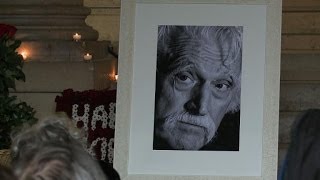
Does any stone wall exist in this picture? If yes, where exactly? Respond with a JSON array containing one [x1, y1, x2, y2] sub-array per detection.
[[0, 0, 118, 119], [84, 0, 120, 46]]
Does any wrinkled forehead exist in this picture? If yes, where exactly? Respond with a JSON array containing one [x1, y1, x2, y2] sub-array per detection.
[[174, 27, 233, 47], [157, 26, 242, 75], [162, 27, 239, 59], [169, 34, 232, 61]]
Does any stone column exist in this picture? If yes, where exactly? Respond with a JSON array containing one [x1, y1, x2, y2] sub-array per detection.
[[0, 0, 113, 62], [0, 0, 116, 119], [0, 0, 116, 65], [0, 0, 98, 41]]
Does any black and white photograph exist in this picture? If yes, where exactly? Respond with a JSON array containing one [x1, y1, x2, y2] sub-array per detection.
[[153, 25, 243, 151], [114, 1, 281, 178]]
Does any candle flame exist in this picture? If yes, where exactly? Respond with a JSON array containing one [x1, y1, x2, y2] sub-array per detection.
[[83, 53, 92, 61], [20, 51, 28, 60], [73, 33, 81, 41]]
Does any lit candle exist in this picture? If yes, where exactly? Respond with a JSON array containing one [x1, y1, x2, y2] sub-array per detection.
[[115, 74, 118, 81], [20, 50, 28, 60], [73, 33, 81, 41], [83, 53, 92, 61]]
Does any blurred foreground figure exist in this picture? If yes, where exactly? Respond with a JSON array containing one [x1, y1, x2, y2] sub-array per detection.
[[0, 165, 18, 180], [281, 109, 320, 180], [10, 115, 108, 180]]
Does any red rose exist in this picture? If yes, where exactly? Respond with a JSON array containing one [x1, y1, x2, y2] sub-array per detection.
[[0, 24, 17, 38]]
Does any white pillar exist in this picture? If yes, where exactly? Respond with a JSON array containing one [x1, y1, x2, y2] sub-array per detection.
[[0, 0, 98, 41]]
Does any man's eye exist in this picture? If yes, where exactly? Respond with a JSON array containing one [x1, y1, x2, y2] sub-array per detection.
[[214, 82, 231, 92], [175, 73, 193, 83], [177, 74, 189, 81], [174, 72, 195, 90]]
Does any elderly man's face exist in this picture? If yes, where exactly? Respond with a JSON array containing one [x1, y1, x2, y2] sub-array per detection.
[[155, 37, 235, 150]]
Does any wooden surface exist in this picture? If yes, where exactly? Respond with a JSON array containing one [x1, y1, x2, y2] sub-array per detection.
[[283, 0, 320, 11], [282, 0, 320, 53], [278, 0, 320, 168]]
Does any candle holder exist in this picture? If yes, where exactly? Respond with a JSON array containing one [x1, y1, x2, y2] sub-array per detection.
[[84, 53, 92, 61], [19, 50, 28, 60], [73, 33, 82, 42], [72, 33, 93, 62]]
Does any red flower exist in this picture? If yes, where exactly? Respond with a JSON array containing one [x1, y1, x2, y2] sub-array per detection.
[[0, 24, 17, 38]]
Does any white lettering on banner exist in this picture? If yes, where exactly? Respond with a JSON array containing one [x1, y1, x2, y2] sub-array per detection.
[[88, 137, 114, 163], [72, 104, 90, 131], [71, 103, 116, 163], [92, 105, 109, 130], [108, 102, 116, 129]]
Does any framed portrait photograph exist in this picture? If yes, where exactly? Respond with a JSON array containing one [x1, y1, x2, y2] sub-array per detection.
[[114, 0, 282, 179]]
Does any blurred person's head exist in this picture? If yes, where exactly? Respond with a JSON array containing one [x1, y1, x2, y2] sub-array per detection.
[[0, 165, 18, 180], [10, 115, 107, 180], [154, 26, 242, 150], [282, 109, 320, 180]]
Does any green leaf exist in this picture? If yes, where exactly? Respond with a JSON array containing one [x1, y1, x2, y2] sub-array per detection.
[[0, 95, 38, 148], [0, 81, 4, 91], [0, 36, 36, 148], [7, 53, 22, 66], [9, 40, 21, 51], [17, 54, 24, 67], [14, 69, 25, 82], [5, 78, 15, 90]]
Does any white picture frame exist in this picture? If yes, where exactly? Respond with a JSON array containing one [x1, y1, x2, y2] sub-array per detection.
[[114, 0, 282, 179]]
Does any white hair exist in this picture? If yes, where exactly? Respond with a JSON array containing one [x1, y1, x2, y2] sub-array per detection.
[[10, 115, 108, 180], [157, 25, 243, 112]]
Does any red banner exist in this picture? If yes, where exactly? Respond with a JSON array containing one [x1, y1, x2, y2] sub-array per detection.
[[55, 89, 116, 164]]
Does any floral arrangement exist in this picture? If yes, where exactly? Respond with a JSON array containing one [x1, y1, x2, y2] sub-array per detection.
[[0, 24, 25, 95], [0, 24, 17, 38], [0, 24, 37, 149]]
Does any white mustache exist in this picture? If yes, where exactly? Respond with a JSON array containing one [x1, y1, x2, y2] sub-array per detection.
[[165, 112, 212, 136], [168, 112, 210, 126]]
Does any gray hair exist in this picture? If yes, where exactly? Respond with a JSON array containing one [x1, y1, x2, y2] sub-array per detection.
[[157, 25, 243, 112], [10, 115, 107, 180], [0, 165, 18, 180]]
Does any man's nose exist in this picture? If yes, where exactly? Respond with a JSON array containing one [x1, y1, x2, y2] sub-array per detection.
[[185, 83, 210, 115]]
